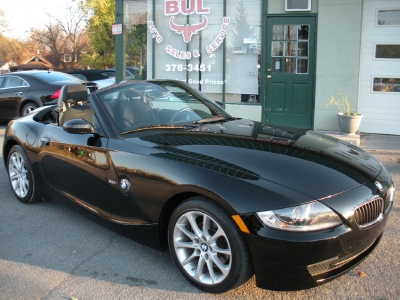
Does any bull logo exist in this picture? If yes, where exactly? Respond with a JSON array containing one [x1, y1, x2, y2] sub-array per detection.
[[169, 15, 208, 43]]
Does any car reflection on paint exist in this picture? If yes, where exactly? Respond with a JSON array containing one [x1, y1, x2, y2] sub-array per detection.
[[2, 79, 395, 293], [0, 70, 98, 121]]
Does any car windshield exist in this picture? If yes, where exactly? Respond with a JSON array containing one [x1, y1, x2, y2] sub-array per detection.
[[95, 80, 231, 134], [33, 72, 83, 83]]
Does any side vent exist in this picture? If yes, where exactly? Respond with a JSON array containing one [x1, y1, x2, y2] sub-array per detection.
[[285, 0, 312, 12]]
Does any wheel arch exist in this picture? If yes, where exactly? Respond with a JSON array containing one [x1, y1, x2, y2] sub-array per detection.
[[2, 138, 19, 167]]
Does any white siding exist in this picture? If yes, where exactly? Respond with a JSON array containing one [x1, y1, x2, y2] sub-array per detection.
[[358, 0, 400, 135]]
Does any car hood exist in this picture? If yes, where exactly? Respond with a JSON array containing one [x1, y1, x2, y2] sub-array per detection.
[[125, 119, 382, 200]]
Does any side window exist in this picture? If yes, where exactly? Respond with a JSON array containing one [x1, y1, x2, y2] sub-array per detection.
[[72, 74, 87, 80], [100, 71, 114, 78], [4, 76, 27, 88]]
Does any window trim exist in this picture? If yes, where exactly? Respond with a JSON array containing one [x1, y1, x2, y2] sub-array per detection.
[[376, 8, 400, 27], [371, 76, 400, 94], [0, 76, 30, 90], [374, 43, 400, 60]]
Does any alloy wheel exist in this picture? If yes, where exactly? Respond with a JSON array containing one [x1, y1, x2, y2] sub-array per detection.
[[8, 152, 29, 198], [172, 210, 232, 285]]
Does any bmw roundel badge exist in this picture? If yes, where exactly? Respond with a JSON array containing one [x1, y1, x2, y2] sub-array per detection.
[[120, 178, 131, 192]]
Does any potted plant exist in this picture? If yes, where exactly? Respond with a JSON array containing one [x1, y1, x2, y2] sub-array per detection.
[[326, 93, 363, 135]]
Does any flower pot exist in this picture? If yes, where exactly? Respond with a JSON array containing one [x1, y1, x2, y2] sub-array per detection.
[[337, 113, 363, 135]]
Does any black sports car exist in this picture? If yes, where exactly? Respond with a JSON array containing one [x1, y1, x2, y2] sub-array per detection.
[[0, 70, 98, 121], [2, 80, 395, 293]]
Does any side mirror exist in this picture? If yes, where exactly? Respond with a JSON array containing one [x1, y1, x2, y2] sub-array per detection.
[[63, 119, 94, 134]]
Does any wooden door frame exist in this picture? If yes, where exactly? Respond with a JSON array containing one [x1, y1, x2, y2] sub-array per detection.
[[260, 14, 317, 128]]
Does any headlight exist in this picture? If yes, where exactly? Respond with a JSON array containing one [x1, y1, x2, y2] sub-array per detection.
[[256, 201, 342, 232]]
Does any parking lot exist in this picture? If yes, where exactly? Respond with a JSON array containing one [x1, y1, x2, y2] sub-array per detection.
[[0, 122, 399, 300]]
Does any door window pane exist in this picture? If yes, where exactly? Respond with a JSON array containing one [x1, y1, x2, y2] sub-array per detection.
[[285, 42, 297, 56], [298, 42, 308, 56], [297, 59, 308, 74], [284, 59, 296, 73], [272, 58, 283, 73], [272, 25, 284, 40], [298, 25, 309, 40], [284, 25, 297, 40], [272, 42, 283, 56], [270, 24, 309, 74]]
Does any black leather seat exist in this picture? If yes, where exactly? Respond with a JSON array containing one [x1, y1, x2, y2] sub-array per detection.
[[58, 84, 94, 126], [118, 89, 159, 131]]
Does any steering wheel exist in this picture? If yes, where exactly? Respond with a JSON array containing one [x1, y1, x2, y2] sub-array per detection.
[[170, 107, 194, 122]]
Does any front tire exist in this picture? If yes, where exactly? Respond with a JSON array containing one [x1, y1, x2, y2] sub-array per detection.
[[168, 197, 253, 293], [7, 145, 40, 204]]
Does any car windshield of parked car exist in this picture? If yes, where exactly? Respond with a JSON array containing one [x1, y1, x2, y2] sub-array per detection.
[[95, 81, 230, 134], [33, 72, 83, 83]]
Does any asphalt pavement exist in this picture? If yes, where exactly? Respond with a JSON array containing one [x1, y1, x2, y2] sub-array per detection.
[[0, 123, 399, 300]]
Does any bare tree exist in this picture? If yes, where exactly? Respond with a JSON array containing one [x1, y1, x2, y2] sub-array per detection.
[[29, 4, 88, 71]]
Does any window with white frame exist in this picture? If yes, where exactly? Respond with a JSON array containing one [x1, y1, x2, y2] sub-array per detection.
[[377, 9, 400, 26], [373, 77, 400, 93], [375, 44, 400, 59]]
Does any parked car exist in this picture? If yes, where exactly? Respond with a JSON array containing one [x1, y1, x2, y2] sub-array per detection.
[[102, 68, 135, 80], [68, 70, 116, 89], [0, 70, 98, 122], [126, 66, 140, 77], [2, 80, 394, 293]]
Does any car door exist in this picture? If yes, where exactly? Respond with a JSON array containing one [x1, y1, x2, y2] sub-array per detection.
[[0, 75, 29, 119], [38, 110, 111, 217]]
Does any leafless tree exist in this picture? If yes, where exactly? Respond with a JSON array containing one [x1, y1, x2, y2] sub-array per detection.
[[29, 5, 88, 71]]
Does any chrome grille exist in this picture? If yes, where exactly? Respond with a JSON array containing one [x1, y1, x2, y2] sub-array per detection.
[[354, 197, 384, 228]]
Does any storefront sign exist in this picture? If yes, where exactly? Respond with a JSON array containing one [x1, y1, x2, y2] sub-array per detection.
[[147, 1, 229, 60], [147, 21, 163, 43], [206, 17, 230, 54]]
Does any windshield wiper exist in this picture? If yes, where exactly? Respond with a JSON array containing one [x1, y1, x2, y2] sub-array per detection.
[[121, 124, 198, 135], [194, 115, 236, 124]]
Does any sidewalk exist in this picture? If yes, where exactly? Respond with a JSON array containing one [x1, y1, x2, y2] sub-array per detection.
[[360, 133, 400, 152], [322, 130, 400, 152]]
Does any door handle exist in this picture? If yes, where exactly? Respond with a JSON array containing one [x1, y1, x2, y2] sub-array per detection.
[[267, 75, 272, 79], [41, 137, 50, 147], [15, 92, 22, 96]]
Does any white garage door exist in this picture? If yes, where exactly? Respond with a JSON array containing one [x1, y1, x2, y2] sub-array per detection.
[[358, 0, 400, 135]]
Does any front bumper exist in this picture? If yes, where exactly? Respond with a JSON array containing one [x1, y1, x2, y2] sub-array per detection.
[[241, 182, 394, 291]]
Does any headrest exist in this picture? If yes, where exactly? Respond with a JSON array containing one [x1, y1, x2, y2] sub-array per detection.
[[145, 86, 169, 99], [58, 84, 88, 108], [123, 89, 141, 98]]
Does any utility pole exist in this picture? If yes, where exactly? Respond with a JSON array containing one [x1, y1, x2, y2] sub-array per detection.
[[115, 0, 126, 83]]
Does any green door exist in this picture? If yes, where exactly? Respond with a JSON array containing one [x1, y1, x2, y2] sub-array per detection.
[[263, 16, 316, 129]]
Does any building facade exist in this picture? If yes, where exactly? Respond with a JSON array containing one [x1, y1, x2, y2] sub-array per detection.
[[118, 0, 400, 135]]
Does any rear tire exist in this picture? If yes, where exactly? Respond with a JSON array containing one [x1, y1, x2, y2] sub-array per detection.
[[21, 102, 38, 116], [7, 145, 40, 204], [168, 196, 253, 293]]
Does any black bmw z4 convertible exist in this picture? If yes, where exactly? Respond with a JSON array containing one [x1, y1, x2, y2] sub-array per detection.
[[2, 80, 395, 293]]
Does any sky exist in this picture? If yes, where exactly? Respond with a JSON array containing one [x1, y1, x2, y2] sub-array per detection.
[[1, 0, 79, 39]]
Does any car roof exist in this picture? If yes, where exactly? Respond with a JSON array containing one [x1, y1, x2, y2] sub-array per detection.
[[4, 70, 63, 76], [69, 70, 109, 81]]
